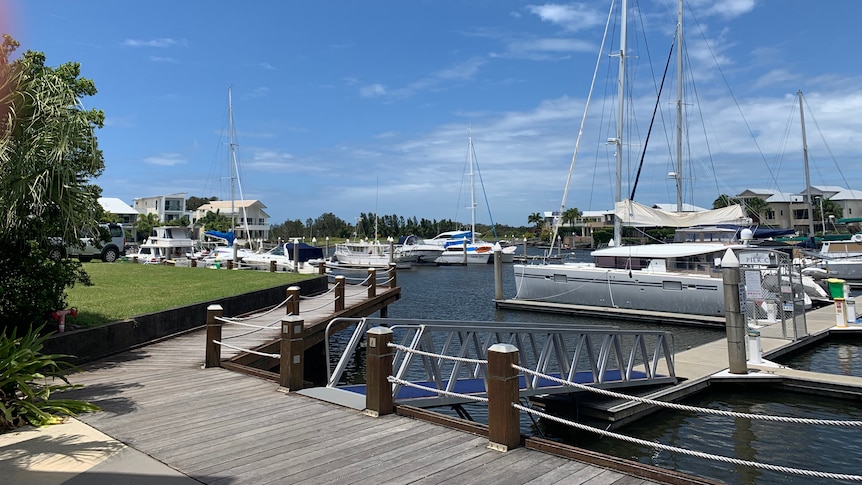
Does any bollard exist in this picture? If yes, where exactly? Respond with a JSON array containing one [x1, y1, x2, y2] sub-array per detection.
[[205, 304, 224, 368], [388, 263, 397, 289], [335, 275, 345, 311], [280, 315, 305, 390], [286, 286, 300, 315], [721, 249, 748, 374], [747, 327, 762, 364], [487, 343, 520, 452], [367, 268, 377, 298], [270, 260, 276, 272], [493, 243, 503, 300], [835, 298, 847, 328], [191, 258, 197, 268], [227, 259, 234, 270], [365, 326, 394, 416], [318, 260, 326, 275]]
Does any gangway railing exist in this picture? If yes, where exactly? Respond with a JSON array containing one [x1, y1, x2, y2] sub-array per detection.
[[324, 318, 676, 408]]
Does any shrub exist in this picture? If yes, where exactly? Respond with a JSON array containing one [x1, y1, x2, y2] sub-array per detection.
[[0, 324, 98, 431]]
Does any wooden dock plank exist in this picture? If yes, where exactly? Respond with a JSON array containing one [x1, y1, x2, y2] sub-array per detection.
[[55, 293, 671, 485]]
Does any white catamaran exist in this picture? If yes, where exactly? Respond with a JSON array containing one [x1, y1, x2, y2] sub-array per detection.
[[512, 0, 763, 317]]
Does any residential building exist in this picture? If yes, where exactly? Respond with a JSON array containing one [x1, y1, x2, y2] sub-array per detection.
[[191, 199, 270, 241], [134, 193, 188, 223], [98, 197, 140, 226]]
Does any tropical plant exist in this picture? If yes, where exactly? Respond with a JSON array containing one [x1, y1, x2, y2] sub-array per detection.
[[0, 325, 98, 431], [527, 212, 544, 232], [134, 212, 160, 241], [0, 35, 103, 334], [561, 207, 582, 235]]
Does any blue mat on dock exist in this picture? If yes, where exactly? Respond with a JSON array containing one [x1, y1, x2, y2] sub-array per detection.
[[340, 369, 650, 400]]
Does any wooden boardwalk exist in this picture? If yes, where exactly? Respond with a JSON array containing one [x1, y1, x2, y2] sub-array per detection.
[[59, 328, 684, 484]]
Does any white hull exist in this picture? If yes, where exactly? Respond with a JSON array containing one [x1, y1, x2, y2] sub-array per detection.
[[514, 262, 727, 316]]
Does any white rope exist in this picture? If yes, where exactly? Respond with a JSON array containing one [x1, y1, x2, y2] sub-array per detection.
[[514, 365, 862, 427], [215, 296, 290, 321], [301, 294, 338, 313], [301, 284, 338, 299], [513, 403, 862, 481], [211, 340, 280, 359], [344, 284, 377, 298], [215, 316, 281, 330], [388, 342, 488, 365], [387, 376, 488, 403]]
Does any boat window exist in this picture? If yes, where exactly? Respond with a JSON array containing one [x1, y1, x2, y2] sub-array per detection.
[[663, 281, 683, 291]]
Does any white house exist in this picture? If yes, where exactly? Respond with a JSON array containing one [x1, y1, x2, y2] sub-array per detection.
[[192, 199, 270, 241]]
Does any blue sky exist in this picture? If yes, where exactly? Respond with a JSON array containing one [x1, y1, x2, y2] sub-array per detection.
[[9, 0, 862, 227]]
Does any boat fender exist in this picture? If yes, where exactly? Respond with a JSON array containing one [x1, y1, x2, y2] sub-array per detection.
[[852, 234, 862, 243]]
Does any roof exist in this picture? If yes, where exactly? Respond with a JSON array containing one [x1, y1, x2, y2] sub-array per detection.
[[197, 200, 267, 210], [764, 192, 802, 203], [98, 197, 139, 215], [828, 189, 862, 201]]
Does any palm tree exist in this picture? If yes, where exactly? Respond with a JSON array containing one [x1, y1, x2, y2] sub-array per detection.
[[135, 213, 160, 242], [561, 208, 581, 235], [527, 212, 544, 232], [743, 197, 769, 224]]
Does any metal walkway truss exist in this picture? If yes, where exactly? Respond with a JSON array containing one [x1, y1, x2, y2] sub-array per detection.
[[322, 318, 677, 408]]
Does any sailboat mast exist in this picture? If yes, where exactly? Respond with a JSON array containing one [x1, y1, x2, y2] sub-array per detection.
[[228, 87, 240, 260], [675, 0, 684, 213], [468, 128, 477, 244], [612, 0, 628, 247], [799, 90, 815, 237]]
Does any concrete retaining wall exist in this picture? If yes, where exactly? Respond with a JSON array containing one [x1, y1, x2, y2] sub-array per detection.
[[43, 276, 328, 364]]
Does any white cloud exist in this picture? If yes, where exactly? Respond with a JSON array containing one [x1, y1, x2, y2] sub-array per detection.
[[150, 56, 179, 63], [144, 153, 187, 166], [360, 83, 388, 98], [526, 4, 608, 32], [124, 38, 176, 48]]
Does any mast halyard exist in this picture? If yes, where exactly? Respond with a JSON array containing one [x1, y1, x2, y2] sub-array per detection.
[[468, 128, 477, 244], [799, 90, 815, 237]]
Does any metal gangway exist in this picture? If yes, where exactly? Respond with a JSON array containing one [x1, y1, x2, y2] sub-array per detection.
[[318, 318, 677, 408]]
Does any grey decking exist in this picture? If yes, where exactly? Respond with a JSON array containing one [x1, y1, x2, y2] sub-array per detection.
[[61, 329, 666, 484]]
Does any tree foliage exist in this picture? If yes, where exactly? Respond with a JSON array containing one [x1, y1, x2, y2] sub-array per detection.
[[0, 35, 103, 333]]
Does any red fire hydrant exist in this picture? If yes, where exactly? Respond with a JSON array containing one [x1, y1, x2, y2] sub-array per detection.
[[50, 307, 78, 333]]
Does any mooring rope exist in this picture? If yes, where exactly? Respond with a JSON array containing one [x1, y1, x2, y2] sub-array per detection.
[[514, 365, 862, 427], [387, 376, 488, 403], [513, 403, 862, 481], [211, 340, 279, 359], [388, 342, 488, 365]]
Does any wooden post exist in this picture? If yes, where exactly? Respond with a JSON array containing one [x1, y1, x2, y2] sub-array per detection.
[[205, 304, 223, 368], [318, 260, 326, 275], [493, 243, 503, 300], [721, 249, 748, 375], [335, 275, 345, 311], [365, 326, 393, 416], [279, 315, 305, 390], [286, 286, 300, 315], [487, 343, 520, 452], [388, 263, 397, 289], [462, 239, 468, 265], [191, 258, 197, 268], [367, 268, 377, 298], [227, 259, 234, 270], [270, 260, 276, 272]]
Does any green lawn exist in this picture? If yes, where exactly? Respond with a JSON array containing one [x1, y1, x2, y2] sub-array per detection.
[[65, 261, 314, 328]]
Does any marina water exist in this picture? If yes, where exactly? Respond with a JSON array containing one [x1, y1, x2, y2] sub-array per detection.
[[377, 252, 862, 484]]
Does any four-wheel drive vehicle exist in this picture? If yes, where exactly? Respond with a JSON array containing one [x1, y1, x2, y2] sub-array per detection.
[[49, 223, 126, 262]]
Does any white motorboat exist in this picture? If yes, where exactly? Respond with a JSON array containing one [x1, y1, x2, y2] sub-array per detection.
[[332, 239, 395, 268], [128, 226, 195, 264], [241, 241, 325, 273]]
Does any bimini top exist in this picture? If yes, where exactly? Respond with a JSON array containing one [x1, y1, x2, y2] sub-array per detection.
[[592, 243, 742, 259]]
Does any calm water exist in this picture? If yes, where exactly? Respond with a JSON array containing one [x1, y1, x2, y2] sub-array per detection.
[[371, 255, 862, 485]]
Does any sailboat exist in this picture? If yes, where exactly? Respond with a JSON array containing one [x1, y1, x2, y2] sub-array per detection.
[[434, 129, 517, 265], [511, 0, 766, 317]]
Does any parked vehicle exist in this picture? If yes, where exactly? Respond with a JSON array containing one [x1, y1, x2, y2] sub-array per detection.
[[49, 223, 126, 263]]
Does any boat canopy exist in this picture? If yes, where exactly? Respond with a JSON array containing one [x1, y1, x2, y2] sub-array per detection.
[[205, 230, 235, 246], [615, 199, 747, 228], [286, 242, 323, 262]]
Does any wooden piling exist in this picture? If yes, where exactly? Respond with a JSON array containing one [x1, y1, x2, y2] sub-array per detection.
[[286, 286, 300, 315], [487, 343, 520, 452], [280, 315, 305, 390], [270, 260, 277, 272], [205, 305, 223, 368], [365, 326, 394, 416], [367, 268, 377, 298], [335, 275, 345, 311], [388, 263, 397, 289]]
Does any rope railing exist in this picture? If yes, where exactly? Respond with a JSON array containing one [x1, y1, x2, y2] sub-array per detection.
[[360, 328, 862, 482], [214, 296, 291, 321], [211, 339, 280, 359], [301, 294, 339, 313], [299, 284, 336, 299], [513, 403, 862, 482]]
